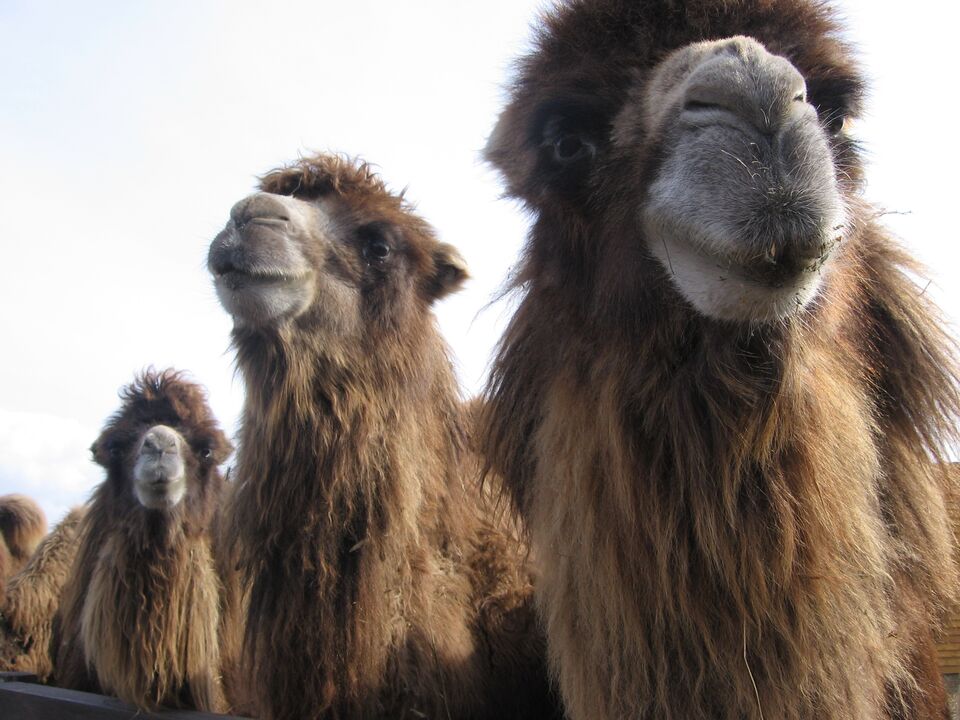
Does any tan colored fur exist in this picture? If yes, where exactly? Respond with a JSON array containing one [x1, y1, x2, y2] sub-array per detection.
[[0, 506, 85, 679], [0, 494, 47, 589], [80, 529, 223, 709]]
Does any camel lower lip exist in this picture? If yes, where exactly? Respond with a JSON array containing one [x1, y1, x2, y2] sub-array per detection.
[[216, 270, 301, 289], [686, 242, 826, 289]]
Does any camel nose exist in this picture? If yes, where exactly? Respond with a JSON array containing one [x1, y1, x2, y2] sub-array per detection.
[[681, 36, 810, 135], [140, 426, 182, 458], [230, 192, 292, 228]]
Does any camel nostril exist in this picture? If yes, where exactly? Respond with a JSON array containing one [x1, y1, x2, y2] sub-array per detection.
[[212, 255, 239, 276], [209, 244, 242, 277], [230, 193, 293, 227], [246, 213, 291, 225], [683, 100, 723, 113]]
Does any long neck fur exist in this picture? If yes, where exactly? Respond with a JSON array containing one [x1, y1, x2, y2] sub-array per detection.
[[484, 209, 960, 720], [57, 491, 222, 711], [226, 320, 466, 719]]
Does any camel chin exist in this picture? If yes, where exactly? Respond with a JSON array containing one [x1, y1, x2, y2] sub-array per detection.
[[213, 271, 314, 328], [641, 222, 831, 323]]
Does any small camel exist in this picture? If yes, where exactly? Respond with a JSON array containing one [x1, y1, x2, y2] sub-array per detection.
[[54, 370, 232, 712]]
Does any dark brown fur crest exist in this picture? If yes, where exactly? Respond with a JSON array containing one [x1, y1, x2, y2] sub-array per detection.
[[481, 1, 959, 719], [54, 369, 232, 712], [260, 154, 394, 204], [216, 154, 558, 719]]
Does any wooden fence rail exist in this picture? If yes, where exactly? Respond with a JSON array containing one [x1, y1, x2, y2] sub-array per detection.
[[0, 673, 245, 719]]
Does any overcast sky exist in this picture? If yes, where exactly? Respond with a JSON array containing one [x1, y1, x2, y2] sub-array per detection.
[[1, 0, 957, 525]]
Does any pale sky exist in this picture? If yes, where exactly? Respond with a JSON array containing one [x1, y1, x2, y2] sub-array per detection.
[[1, 1, 957, 524]]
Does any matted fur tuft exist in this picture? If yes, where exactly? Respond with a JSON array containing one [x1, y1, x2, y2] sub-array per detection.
[[0, 495, 47, 591], [54, 369, 232, 712], [0, 506, 85, 679], [260, 153, 394, 205], [481, 1, 960, 719]]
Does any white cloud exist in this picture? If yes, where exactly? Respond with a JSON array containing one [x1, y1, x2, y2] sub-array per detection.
[[0, 409, 101, 526]]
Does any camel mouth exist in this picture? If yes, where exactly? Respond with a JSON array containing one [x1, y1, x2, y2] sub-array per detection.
[[211, 256, 310, 289], [740, 242, 836, 288], [212, 257, 316, 327], [665, 230, 836, 287], [645, 224, 839, 322]]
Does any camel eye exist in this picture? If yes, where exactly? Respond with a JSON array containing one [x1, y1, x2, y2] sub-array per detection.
[[358, 223, 393, 264], [827, 114, 847, 135], [367, 238, 391, 261], [543, 116, 595, 165], [815, 104, 848, 136], [554, 134, 589, 162]]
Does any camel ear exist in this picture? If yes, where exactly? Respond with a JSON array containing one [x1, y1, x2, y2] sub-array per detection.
[[208, 429, 234, 465], [484, 106, 537, 196], [90, 436, 110, 468], [425, 243, 469, 302]]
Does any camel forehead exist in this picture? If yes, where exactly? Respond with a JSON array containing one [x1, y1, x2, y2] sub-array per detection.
[[256, 155, 442, 249], [99, 373, 223, 456], [513, 0, 861, 116]]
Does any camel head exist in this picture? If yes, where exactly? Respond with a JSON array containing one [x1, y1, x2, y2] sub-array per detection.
[[486, 0, 863, 324], [91, 370, 232, 516], [208, 154, 468, 347]]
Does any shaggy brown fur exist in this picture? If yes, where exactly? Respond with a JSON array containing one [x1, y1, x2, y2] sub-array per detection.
[[482, 1, 959, 719], [0, 494, 47, 591], [211, 154, 558, 720], [53, 370, 232, 712], [0, 506, 85, 679]]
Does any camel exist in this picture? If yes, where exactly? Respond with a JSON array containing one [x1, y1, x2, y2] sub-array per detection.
[[0, 506, 85, 680], [0, 494, 47, 591], [209, 153, 558, 720], [53, 369, 232, 712], [481, 1, 960, 719]]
